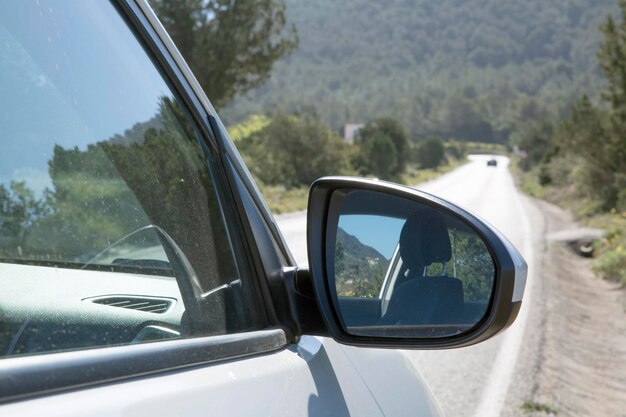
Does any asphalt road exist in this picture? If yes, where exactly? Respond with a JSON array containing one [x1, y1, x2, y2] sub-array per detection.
[[275, 155, 542, 417]]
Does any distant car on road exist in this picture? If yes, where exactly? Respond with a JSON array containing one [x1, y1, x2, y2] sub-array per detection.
[[487, 158, 498, 167]]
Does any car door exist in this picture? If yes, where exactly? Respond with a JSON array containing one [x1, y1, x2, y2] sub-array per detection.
[[0, 1, 400, 415]]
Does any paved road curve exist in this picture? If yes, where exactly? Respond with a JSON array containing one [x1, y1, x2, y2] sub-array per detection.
[[275, 155, 541, 417]]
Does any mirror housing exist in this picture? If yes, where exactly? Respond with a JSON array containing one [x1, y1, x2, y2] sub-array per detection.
[[306, 177, 527, 349]]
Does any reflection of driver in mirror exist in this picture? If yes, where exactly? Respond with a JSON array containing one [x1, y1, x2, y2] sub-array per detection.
[[381, 210, 472, 328]]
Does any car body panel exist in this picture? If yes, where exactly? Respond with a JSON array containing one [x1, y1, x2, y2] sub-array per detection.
[[0, 335, 441, 417]]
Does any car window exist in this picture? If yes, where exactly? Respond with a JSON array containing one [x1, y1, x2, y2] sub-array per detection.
[[0, 1, 263, 358]]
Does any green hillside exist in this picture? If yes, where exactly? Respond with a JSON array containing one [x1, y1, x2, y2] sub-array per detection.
[[222, 0, 617, 143]]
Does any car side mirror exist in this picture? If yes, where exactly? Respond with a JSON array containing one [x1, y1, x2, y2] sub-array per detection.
[[306, 177, 527, 349]]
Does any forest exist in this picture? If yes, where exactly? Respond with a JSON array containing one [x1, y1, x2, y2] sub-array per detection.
[[221, 0, 618, 143]]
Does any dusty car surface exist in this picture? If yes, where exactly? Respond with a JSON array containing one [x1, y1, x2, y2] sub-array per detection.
[[0, 1, 527, 415]]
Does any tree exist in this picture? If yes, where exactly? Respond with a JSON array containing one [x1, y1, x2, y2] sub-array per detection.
[[354, 118, 409, 180], [554, 96, 624, 211], [242, 113, 350, 188], [416, 137, 446, 169], [511, 119, 555, 172], [596, 1, 626, 190], [598, 1, 626, 122], [150, 0, 298, 108], [443, 95, 495, 142], [548, 2, 626, 211], [228, 114, 271, 142], [0, 182, 49, 257], [357, 118, 409, 175], [356, 131, 398, 180]]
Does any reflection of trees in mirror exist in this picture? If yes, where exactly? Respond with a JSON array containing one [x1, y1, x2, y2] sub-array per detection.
[[0, 97, 236, 290], [425, 227, 494, 302], [335, 228, 390, 298]]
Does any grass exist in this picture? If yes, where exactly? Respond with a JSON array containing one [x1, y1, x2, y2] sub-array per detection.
[[589, 211, 626, 286], [258, 185, 309, 214], [521, 400, 559, 414], [508, 157, 551, 200], [259, 157, 469, 214]]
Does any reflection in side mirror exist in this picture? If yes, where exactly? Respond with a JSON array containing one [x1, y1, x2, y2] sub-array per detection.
[[326, 189, 495, 339]]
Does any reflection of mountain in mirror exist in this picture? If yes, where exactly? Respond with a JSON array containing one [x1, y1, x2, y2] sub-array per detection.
[[335, 227, 390, 298]]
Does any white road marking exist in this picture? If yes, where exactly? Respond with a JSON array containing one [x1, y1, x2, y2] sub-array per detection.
[[472, 185, 535, 417]]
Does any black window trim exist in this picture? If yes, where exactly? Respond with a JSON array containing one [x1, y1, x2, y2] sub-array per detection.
[[0, 328, 287, 404], [122, 0, 301, 334], [115, 0, 277, 326], [114, 0, 278, 331], [117, 0, 282, 320]]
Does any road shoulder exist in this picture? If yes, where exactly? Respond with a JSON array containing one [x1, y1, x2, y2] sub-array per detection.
[[524, 199, 626, 417]]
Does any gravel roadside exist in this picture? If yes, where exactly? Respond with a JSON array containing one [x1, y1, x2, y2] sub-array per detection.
[[517, 199, 626, 417]]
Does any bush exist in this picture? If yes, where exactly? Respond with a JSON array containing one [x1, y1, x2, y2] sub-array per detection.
[[416, 137, 446, 169], [593, 246, 626, 286], [355, 118, 409, 180], [446, 144, 464, 160], [355, 131, 398, 180], [239, 112, 350, 188], [593, 217, 626, 286]]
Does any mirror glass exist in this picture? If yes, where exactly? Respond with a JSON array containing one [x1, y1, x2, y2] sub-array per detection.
[[327, 189, 495, 338]]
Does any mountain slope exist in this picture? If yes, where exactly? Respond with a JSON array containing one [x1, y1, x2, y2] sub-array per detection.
[[223, 0, 617, 142], [335, 227, 390, 297]]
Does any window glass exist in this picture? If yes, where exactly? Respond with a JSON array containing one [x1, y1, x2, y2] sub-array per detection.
[[0, 1, 262, 358]]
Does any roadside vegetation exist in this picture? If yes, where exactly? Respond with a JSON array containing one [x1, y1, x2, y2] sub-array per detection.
[[513, 2, 626, 286], [521, 400, 559, 415], [229, 114, 468, 213]]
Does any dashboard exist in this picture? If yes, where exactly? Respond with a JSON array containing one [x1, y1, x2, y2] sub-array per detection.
[[0, 263, 183, 357]]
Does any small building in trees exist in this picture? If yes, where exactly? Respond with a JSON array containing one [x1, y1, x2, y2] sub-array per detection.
[[343, 123, 364, 144]]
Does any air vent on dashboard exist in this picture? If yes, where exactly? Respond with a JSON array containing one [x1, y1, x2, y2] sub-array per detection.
[[86, 296, 175, 314]]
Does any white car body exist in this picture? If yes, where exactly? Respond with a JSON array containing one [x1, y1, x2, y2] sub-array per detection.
[[2, 335, 441, 417]]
